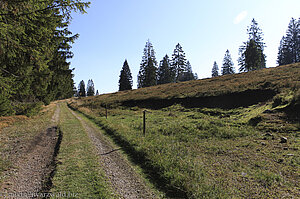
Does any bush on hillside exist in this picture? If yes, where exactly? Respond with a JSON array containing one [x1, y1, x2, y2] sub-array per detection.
[[13, 101, 44, 117], [0, 95, 14, 116]]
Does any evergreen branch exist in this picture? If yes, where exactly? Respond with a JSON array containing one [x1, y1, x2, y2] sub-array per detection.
[[0, 67, 19, 77], [0, 3, 66, 16]]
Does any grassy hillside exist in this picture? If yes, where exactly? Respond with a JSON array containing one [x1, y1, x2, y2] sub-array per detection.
[[69, 63, 300, 198], [78, 63, 300, 110]]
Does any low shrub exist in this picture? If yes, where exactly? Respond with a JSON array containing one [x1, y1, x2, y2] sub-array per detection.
[[13, 101, 44, 117], [0, 95, 14, 116]]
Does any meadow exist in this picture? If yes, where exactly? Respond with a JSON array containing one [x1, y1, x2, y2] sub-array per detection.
[[69, 63, 300, 198]]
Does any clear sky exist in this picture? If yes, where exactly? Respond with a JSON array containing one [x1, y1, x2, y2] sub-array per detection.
[[69, 0, 300, 94]]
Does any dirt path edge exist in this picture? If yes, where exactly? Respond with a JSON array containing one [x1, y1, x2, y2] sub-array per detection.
[[69, 107, 158, 199]]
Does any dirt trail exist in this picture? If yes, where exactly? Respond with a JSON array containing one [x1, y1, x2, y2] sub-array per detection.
[[0, 104, 61, 198], [69, 108, 157, 199]]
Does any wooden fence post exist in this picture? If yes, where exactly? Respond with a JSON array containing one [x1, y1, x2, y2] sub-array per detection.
[[143, 110, 146, 136], [105, 104, 108, 119]]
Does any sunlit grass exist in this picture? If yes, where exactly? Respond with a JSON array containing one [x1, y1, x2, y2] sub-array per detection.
[[68, 63, 300, 198], [70, 103, 299, 198], [50, 104, 116, 199]]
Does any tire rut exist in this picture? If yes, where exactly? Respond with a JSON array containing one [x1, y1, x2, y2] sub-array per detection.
[[69, 108, 157, 199], [0, 104, 61, 198]]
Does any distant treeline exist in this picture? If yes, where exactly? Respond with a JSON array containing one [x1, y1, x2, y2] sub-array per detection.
[[116, 18, 300, 92], [117, 41, 198, 92], [211, 18, 300, 78], [76, 79, 99, 97], [48, 17, 300, 98], [0, 0, 90, 116], [76, 41, 199, 96]]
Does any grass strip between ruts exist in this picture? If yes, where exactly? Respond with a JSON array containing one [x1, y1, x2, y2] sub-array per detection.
[[49, 103, 116, 198]]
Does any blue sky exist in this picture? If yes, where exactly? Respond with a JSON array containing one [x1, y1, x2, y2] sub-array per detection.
[[69, 0, 300, 94]]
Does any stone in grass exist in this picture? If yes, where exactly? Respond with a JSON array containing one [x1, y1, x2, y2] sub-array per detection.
[[241, 172, 247, 177], [280, 136, 287, 143], [264, 132, 273, 137]]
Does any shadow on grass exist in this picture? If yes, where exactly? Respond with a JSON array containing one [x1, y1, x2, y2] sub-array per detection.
[[68, 104, 189, 199], [121, 89, 276, 110]]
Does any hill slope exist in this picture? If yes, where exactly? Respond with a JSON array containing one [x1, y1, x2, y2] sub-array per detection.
[[69, 63, 299, 198], [79, 63, 300, 112]]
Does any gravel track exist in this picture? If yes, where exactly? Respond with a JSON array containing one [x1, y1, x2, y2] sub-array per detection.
[[69, 108, 157, 199], [0, 104, 61, 198]]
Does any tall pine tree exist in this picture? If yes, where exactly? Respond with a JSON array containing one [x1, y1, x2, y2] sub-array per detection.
[[222, 50, 235, 75], [157, 55, 173, 85], [277, 18, 300, 65], [47, 23, 78, 103], [78, 80, 86, 97], [298, 17, 300, 62], [179, 61, 196, 81], [171, 43, 187, 82], [211, 61, 219, 77], [119, 59, 133, 91], [0, 0, 90, 115], [0, 71, 14, 116], [86, 79, 95, 96], [238, 18, 266, 72], [143, 58, 157, 87], [277, 37, 288, 66], [137, 40, 157, 88]]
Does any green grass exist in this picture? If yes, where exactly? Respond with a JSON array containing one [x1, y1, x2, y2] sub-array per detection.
[[69, 102, 299, 198], [50, 103, 116, 199], [68, 64, 300, 198]]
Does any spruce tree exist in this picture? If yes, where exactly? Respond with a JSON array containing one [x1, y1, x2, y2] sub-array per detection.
[[0, 71, 14, 116], [179, 61, 196, 81], [212, 61, 219, 77], [194, 73, 198, 80], [277, 18, 300, 65], [0, 0, 90, 115], [119, 59, 133, 91], [297, 17, 300, 62], [222, 50, 235, 75], [158, 55, 173, 85], [143, 58, 157, 87], [238, 19, 266, 72], [47, 26, 78, 103], [298, 17, 300, 62], [137, 40, 157, 88], [171, 43, 187, 82], [277, 37, 287, 66], [286, 18, 300, 63], [87, 79, 95, 96], [78, 80, 86, 97]]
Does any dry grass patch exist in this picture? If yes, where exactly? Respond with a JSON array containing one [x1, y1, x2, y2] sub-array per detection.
[[0, 116, 28, 131], [74, 63, 300, 110]]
